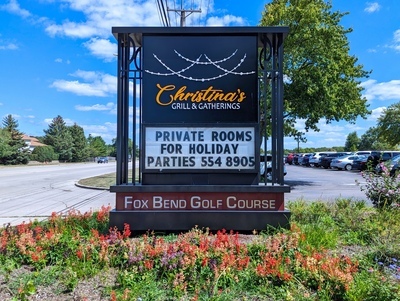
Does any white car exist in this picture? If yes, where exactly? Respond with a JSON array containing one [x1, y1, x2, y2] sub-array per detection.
[[308, 151, 337, 167], [260, 154, 287, 180]]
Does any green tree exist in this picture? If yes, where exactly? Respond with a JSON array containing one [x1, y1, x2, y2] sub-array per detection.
[[108, 139, 117, 158], [88, 135, 107, 158], [293, 131, 307, 153], [344, 131, 360, 152], [0, 115, 29, 165], [358, 126, 392, 151], [0, 128, 13, 159], [260, 0, 370, 138], [31, 145, 56, 163], [43, 115, 74, 162], [68, 123, 89, 162], [377, 102, 400, 147], [107, 137, 137, 159]]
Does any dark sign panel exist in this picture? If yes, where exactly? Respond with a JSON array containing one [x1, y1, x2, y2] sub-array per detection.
[[142, 35, 258, 123]]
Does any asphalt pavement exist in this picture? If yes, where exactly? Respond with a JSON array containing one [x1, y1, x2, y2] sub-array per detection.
[[0, 162, 369, 227], [0, 162, 117, 227]]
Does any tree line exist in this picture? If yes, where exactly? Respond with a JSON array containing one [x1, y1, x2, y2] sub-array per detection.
[[0, 114, 135, 165], [343, 102, 400, 152], [289, 102, 400, 154]]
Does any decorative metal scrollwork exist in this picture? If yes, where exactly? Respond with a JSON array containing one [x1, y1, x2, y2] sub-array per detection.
[[132, 46, 142, 71], [259, 34, 272, 69]]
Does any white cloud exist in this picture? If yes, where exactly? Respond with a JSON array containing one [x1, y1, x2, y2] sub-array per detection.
[[0, 0, 31, 18], [83, 38, 116, 62], [54, 57, 70, 64], [75, 102, 116, 111], [50, 70, 117, 96], [361, 79, 400, 101], [41, 0, 246, 39], [390, 29, 400, 52], [206, 15, 245, 26], [367, 106, 385, 122], [0, 39, 18, 50], [51, 80, 108, 97], [82, 122, 117, 143], [45, 21, 100, 38], [44, 0, 161, 38], [364, 2, 381, 13]]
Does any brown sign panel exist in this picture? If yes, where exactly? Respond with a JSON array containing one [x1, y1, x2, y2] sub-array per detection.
[[116, 192, 284, 211]]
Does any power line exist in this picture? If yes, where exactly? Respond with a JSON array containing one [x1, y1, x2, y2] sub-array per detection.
[[156, 0, 170, 27]]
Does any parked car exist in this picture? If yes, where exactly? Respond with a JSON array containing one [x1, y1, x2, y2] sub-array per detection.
[[97, 157, 109, 163], [293, 153, 305, 165], [352, 151, 400, 171], [380, 151, 400, 162], [260, 154, 287, 180], [320, 152, 352, 169], [309, 151, 337, 167], [301, 153, 313, 166], [285, 153, 294, 165], [351, 155, 370, 171], [331, 155, 366, 171], [390, 162, 400, 177], [375, 154, 400, 174]]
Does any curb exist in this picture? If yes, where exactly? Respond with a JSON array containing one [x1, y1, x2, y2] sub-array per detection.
[[74, 182, 110, 191]]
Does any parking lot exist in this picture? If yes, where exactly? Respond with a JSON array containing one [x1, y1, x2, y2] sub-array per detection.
[[284, 163, 369, 204]]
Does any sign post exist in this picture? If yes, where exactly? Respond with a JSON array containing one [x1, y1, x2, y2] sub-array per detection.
[[110, 27, 290, 231]]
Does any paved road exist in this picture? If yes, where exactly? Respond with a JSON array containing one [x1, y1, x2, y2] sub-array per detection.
[[0, 162, 370, 227], [0, 162, 117, 227]]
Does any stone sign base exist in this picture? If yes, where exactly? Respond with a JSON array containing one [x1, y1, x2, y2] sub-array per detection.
[[110, 184, 291, 232]]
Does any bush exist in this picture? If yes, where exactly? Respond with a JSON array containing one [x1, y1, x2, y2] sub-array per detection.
[[31, 145, 56, 163], [358, 164, 400, 209]]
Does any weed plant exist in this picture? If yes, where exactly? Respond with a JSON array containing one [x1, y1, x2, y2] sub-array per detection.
[[0, 202, 399, 300]]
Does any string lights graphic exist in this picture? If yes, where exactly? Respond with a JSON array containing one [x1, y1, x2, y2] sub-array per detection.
[[145, 49, 255, 82]]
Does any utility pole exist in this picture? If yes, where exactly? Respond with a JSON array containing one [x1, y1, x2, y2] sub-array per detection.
[[168, 4, 201, 27]]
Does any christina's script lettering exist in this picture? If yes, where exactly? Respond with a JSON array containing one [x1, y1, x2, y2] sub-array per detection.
[[156, 84, 246, 106]]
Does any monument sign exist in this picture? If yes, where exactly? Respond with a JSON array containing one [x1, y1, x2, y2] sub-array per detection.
[[110, 27, 290, 231]]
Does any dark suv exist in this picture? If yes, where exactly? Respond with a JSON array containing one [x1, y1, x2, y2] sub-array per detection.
[[320, 152, 352, 169], [348, 151, 400, 171], [97, 157, 109, 163], [351, 151, 381, 171]]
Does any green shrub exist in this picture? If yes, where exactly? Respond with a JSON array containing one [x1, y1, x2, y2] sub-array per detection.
[[31, 145, 56, 163]]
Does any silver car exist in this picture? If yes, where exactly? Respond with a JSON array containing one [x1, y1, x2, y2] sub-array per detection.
[[331, 155, 366, 171]]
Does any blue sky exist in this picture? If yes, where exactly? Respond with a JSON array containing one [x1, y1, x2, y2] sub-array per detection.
[[0, 0, 399, 149]]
